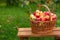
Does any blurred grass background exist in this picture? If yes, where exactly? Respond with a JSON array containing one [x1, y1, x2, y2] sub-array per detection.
[[0, 0, 60, 40]]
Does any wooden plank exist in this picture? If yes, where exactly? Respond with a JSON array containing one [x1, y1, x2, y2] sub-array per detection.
[[17, 27, 60, 37]]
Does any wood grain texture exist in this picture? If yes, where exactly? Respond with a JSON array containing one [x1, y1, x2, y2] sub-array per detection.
[[17, 27, 60, 37]]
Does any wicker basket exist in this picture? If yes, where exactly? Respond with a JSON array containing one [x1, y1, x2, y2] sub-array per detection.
[[30, 5, 56, 34]]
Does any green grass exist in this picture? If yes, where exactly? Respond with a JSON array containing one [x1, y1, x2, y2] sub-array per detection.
[[0, 4, 60, 40], [0, 7, 30, 40]]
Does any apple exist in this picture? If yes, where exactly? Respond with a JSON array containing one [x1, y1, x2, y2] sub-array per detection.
[[36, 10, 40, 13], [42, 15, 50, 21], [33, 10, 40, 18], [39, 15, 44, 21], [51, 13, 54, 16], [35, 13, 40, 18], [43, 17, 49, 21], [30, 14, 36, 20], [36, 13, 40, 16], [33, 12, 40, 18], [35, 15, 40, 18], [39, 11, 43, 16], [35, 14, 43, 21], [51, 14, 57, 21], [36, 17, 42, 21], [45, 15, 50, 18], [35, 10, 40, 18], [44, 11, 50, 15]]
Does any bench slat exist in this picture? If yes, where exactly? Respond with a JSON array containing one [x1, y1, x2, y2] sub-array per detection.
[[17, 27, 60, 37]]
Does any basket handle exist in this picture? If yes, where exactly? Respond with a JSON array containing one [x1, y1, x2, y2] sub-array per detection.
[[41, 5, 50, 13], [40, 5, 51, 21]]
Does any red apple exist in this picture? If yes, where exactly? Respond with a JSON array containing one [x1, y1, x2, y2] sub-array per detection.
[[42, 15, 50, 21], [36, 17, 42, 21], [33, 13, 40, 18], [51, 14, 57, 21], [35, 15, 42, 21], [36, 16, 40, 18], [44, 11, 50, 15], [33, 10, 40, 18], [35, 13, 40, 18], [43, 17, 50, 21], [35, 12, 40, 18]]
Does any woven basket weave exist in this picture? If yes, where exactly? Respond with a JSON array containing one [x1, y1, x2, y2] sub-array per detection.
[[30, 5, 56, 34]]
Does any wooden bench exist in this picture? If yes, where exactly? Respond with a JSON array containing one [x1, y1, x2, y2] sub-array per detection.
[[17, 27, 60, 40]]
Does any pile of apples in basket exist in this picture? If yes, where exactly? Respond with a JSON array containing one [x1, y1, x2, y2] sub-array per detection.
[[30, 10, 57, 22]]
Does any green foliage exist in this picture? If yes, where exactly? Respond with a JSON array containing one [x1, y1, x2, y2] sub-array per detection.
[[6, 0, 19, 6], [53, 0, 60, 3]]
